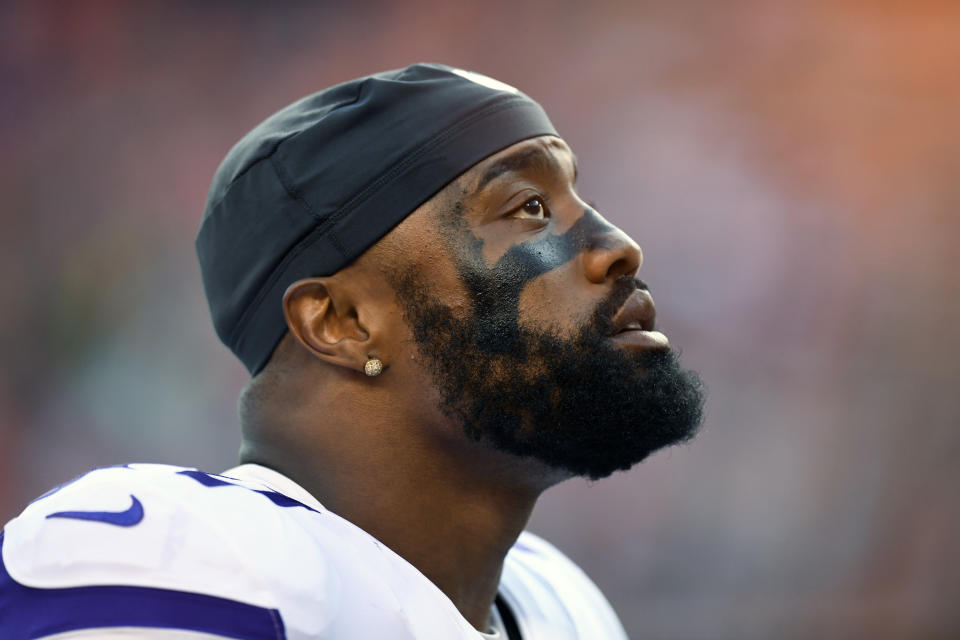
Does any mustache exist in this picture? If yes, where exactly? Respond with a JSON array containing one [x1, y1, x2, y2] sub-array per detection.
[[591, 276, 648, 336]]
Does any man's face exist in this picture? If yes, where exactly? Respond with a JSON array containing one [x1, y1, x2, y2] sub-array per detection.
[[388, 136, 704, 480]]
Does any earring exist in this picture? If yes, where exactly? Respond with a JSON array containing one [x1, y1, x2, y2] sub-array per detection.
[[364, 358, 384, 377]]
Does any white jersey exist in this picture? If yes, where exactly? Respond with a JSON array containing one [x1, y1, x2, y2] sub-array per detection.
[[1, 463, 628, 640]]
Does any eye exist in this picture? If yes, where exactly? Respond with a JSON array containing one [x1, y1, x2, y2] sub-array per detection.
[[512, 197, 549, 220]]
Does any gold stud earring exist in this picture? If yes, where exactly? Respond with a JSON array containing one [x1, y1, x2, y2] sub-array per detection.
[[364, 358, 384, 377]]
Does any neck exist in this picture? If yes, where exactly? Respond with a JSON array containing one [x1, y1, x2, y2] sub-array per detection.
[[244, 410, 559, 631], [321, 458, 539, 629]]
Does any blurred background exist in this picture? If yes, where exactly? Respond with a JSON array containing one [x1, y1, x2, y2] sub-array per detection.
[[1, 1, 958, 638]]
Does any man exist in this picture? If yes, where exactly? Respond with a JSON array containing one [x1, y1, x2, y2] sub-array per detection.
[[1, 64, 704, 639]]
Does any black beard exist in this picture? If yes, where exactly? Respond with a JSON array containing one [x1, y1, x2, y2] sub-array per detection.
[[391, 272, 706, 480]]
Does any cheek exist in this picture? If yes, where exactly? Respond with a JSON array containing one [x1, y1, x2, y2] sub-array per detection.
[[515, 265, 597, 335], [479, 232, 515, 267]]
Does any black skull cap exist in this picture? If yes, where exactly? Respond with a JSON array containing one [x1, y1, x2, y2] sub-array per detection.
[[197, 63, 558, 375]]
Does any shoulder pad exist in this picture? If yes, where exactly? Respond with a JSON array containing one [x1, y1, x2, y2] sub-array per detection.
[[502, 530, 628, 639], [2, 464, 331, 604]]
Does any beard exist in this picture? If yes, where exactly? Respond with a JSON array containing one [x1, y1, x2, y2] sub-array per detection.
[[391, 272, 705, 480]]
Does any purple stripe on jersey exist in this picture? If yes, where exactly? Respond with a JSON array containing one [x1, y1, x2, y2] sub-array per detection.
[[254, 489, 310, 509], [177, 469, 235, 487], [0, 531, 286, 640], [177, 469, 320, 513]]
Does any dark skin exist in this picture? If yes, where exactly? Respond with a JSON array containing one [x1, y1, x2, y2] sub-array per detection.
[[241, 136, 647, 631]]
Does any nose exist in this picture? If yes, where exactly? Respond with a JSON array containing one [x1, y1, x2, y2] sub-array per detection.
[[581, 216, 643, 284]]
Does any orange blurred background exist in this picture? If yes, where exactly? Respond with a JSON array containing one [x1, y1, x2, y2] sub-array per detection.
[[1, 1, 958, 638]]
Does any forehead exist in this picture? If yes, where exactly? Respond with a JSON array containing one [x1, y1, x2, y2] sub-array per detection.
[[458, 135, 577, 194]]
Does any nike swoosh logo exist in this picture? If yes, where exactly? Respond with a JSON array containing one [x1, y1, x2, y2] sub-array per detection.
[[46, 494, 144, 527]]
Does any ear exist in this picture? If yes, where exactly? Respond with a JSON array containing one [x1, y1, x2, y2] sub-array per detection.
[[282, 278, 371, 372]]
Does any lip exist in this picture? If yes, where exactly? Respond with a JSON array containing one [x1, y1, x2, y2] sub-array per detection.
[[609, 289, 670, 351], [612, 329, 670, 350]]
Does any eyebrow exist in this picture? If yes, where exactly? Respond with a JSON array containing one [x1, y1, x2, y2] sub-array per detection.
[[475, 145, 578, 193]]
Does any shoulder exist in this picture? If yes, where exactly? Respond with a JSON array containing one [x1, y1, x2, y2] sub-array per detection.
[[1, 463, 330, 639], [4, 464, 326, 592], [501, 530, 629, 640]]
